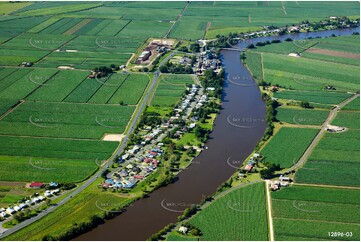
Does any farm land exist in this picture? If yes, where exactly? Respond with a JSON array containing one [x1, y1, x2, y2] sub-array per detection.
[[243, 32, 360, 241], [166, 182, 269, 241], [0, 1, 359, 241]]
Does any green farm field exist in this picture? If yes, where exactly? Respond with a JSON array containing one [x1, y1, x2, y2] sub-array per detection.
[[0, 155, 98, 183], [274, 90, 352, 105], [185, 182, 268, 241], [0, 101, 135, 139], [276, 107, 329, 125], [260, 127, 319, 168], [332, 111, 360, 130], [151, 74, 194, 106], [272, 185, 360, 241], [295, 130, 360, 187]]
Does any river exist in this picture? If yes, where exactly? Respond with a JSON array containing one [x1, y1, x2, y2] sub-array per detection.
[[75, 27, 359, 241]]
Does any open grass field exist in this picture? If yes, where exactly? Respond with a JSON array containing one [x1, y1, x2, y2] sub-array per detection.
[[274, 90, 352, 105], [151, 74, 194, 107], [272, 185, 360, 241], [0, 155, 98, 183], [260, 127, 319, 168], [187, 182, 268, 241], [315, 35, 360, 53], [253, 39, 319, 55], [18, 3, 102, 16], [296, 130, 360, 187], [118, 20, 172, 39], [276, 107, 329, 125], [0, 101, 135, 139]]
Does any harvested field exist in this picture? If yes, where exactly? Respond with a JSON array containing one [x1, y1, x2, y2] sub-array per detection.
[[306, 48, 360, 59]]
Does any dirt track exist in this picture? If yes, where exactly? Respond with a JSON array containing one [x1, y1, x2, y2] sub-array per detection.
[[306, 48, 360, 59]]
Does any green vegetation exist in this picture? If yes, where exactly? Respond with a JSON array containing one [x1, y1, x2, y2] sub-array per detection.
[[244, 51, 263, 80], [276, 107, 329, 125], [260, 127, 319, 168], [296, 130, 360, 187], [151, 74, 195, 107], [0, 156, 97, 183], [272, 185, 360, 241], [332, 111, 360, 130], [274, 90, 352, 105], [183, 182, 268, 241], [342, 97, 360, 110]]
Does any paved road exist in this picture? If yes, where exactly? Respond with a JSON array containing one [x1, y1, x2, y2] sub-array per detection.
[[282, 93, 360, 173], [0, 59, 167, 240]]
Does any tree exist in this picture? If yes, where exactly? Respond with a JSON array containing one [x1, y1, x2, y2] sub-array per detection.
[[189, 43, 200, 52], [178, 46, 188, 52], [300, 101, 312, 108]]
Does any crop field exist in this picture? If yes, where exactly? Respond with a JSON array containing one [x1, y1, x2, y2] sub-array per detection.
[[262, 53, 360, 87], [88, 74, 129, 104], [169, 20, 207, 40], [0, 101, 135, 139], [0, 33, 74, 66], [253, 39, 319, 55], [302, 51, 360, 66], [0, 69, 59, 100], [274, 90, 352, 105], [272, 185, 360, 241], [332, 111, 360, 130], [276, 107, 329, 125], [0, 155, 98, 183], [260, 127, 319, 168], [26, 70, 89, 102], [18, 3, 102, 16], [187, 182, 268, 241], [95, 19, 130, 36], [0, 2, 32, 14], [118, 20, 172, 39], [244, 51, 263, 81], [39, 18, 83, 35], [107, 74, 150, 105], [315, 35, 360, 53], [296, 130, 360, 187], [0, 135, 118, 160], [342, 97, 360, 110], [151, 75, 194, 106]]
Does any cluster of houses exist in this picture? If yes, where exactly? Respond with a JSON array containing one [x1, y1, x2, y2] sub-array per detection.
[[193, 50, 222, 75], [270, 175, 292, 191], [101, 84, 207, 190], [102, 144, 164, 189], [0, 190, 60, 220], [0, 182, 61, 220]]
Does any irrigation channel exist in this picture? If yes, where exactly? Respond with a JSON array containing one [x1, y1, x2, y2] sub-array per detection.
[[75, 27, 359, 241]]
